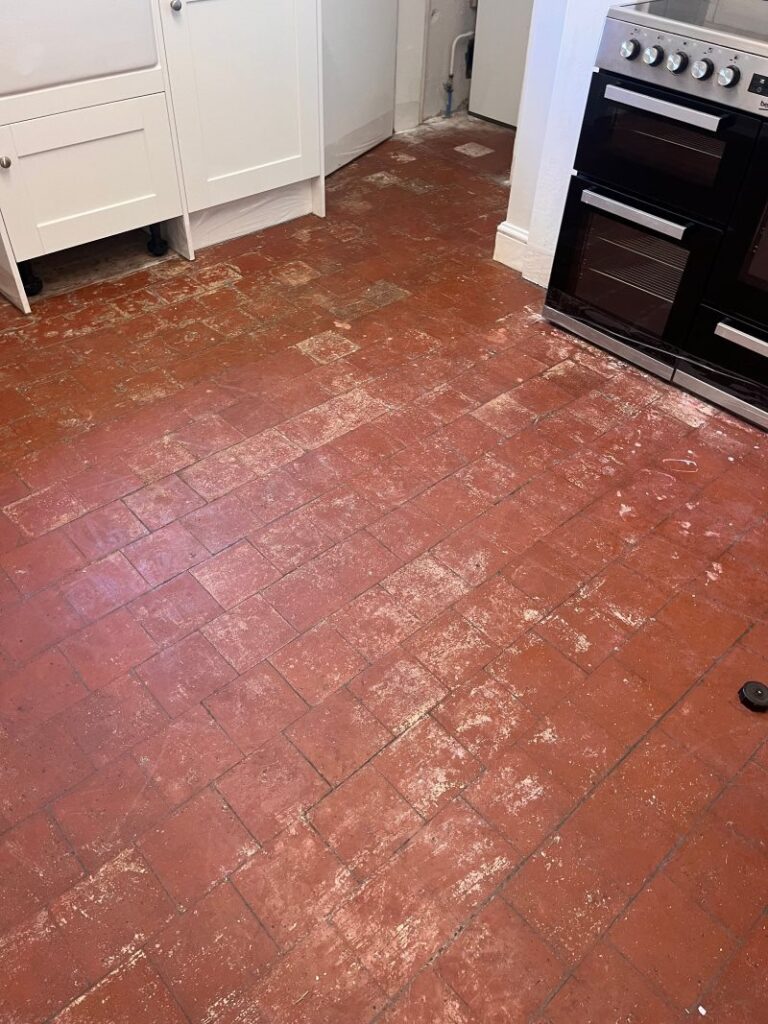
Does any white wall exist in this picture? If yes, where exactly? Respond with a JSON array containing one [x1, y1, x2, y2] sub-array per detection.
[[495, 0, 615, 286], [395, 0, 429, 131], [422, 0, 477, 120]]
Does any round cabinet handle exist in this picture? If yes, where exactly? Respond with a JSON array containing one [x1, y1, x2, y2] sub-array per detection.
[[170, 0, 183, 10], [0, 157, 11, 169]]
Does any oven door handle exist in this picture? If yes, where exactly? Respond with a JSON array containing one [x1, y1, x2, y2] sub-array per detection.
[[604, 84, 724, 133], [581, 189, 689, 241], [715, 320, 768, 358]]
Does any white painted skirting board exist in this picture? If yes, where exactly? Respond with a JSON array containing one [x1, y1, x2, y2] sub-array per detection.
[[493, 221, 528, 272], [189, 180, 315, 250], [493, 221, 554, 290]]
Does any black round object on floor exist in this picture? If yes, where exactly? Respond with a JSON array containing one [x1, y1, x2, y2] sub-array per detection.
[[739, 681, 768, 713]]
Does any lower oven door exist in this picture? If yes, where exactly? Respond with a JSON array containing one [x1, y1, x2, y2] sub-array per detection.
[[576, 71, 760, 226], [675, 308, 768, 430], [546, 178, 722, 379]]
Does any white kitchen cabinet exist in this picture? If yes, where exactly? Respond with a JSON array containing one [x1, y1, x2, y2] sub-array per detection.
[[0, 95, 183, 263], [324, 0, 398, 175], [160, 0, 322, 214]]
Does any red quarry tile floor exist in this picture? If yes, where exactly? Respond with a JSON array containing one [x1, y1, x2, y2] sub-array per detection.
[[0, 116, 767, 1023]]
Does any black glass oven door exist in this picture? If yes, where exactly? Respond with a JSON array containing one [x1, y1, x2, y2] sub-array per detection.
[[675, 308, 768, 429], [547, 178, 722, 374], [709, 126, 768, 327], [576, 71, 760, 225]]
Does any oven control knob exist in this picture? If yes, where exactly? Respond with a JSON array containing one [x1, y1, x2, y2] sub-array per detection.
[[620, 38, 641, 60], [666, 51, 689, 74], [717, 65, 741, 87], [643, 45, 664, 66], [691, 58, 715, 80]]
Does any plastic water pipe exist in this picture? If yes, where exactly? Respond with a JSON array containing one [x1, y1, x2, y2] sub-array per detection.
[[445, 31, 475, 118]]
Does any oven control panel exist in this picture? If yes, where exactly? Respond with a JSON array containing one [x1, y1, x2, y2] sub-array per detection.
[[598, 17, 768, 117]]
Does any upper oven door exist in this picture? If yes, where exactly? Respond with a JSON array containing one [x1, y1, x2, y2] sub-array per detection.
[[547, 177, 722, 373], [576, 71, 760, 226], [709, 125, 768, 327]]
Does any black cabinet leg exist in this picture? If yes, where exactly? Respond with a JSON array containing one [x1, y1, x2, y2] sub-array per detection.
[[147, 224, 169, 258], [19, 261, 43, 297]]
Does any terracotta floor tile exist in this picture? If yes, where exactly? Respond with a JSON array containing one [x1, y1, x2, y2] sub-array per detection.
[[53, 953, 188, 1024], [206, 661, 306, 753], [134, 704, 240, 806], [0, 588, 84, 663], [252, 923, 384, 1024], [368, 503, 451, 560], [62, 551, 149, 621], [611, 730, 725, 833], [375, 717, 480, 817], [51, 849, 174, 982], [0, 648, 86, 730], [182, 492, 258, 555], [0, 814, 83, 934], [660, 646, 768, 777], [520, 704, 625, 799], [234, 820, 355, 949], [465, 746, 574, 857], [665, 818, 768, 936], [546, 942, 680, 1024], [382, 554, 468, 620], [64, 500, 148, 561], [123, 521, 209, 587], [129, 572, 222, 646], [333, 802, 516, 994], [149, 883, 276, 1024], [703, 919, 767, 1024], [437, 898, 565, 1023], [455, 574, 542, 646], [383, 969, 477, 1023], [487, 632, 587, 714], [332, 587, 421, 661], [124, 474, 204, 530], [270, 622, 366, 705], [264, 531, 400, 630], [62, 674, 166, 767], [216, 734, 329, 843], [610, 874, 736, 1009], [201, 594, 296, 672], [505, 829, 629, 964], [433, 524, 511, 586], [564, 777, 677, 895], [137, 631, 236, 716], [350, 650, 446, 735], [1, 531, 85, 596], [434, 671, 537, 764], [309, 765, 421, 879], [0, 719, 93, 826], [287, 689, 391, 784], [0, 910, 89, 1024], [191, 539, 280, 608], [52, 756, 171, 871], [140, 788, 257, 908], [711, 761, 768, 849], [60, 607, 158, 689], [405, 611, 499, 686]]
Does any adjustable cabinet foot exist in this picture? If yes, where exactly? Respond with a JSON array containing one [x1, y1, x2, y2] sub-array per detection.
[[147, 223, 169, 258], [19, 261, 43, 297]]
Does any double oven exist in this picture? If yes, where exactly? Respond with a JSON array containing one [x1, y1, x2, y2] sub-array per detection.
[[545, 3, 768, 429]]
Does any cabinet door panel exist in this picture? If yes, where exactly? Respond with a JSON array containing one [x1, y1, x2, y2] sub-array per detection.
[[162, 0, 321, 213], [0, 95, 182, 261]]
